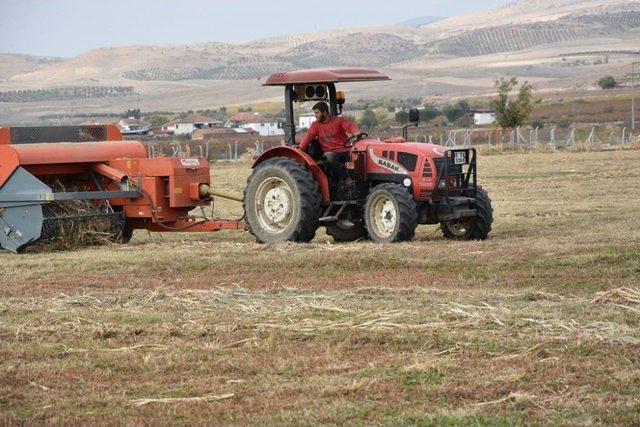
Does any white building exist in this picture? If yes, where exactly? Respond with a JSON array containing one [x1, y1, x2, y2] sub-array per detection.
[[471, 110, 496, 125], [162, 114, 223, 136], [118, 118, 150, 135], [230, 112, 284, 137], [298, 113, 316, 130], [241, 122, 284, 137]]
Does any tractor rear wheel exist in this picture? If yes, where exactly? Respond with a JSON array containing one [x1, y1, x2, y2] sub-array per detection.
[[441, 187, 493, 240], [325, 219, 368, 242], [364, 183, 417, 243], [244, 158, 321, 243]]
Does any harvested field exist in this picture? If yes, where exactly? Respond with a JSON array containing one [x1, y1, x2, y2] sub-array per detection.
[[1, 149, 640, 424]]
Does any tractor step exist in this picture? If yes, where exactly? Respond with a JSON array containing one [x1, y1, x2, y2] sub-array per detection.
[[319, 201, 357, 223]]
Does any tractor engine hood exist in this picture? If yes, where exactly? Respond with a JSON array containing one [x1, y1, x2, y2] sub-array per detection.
[[355, 140, 448, 158]]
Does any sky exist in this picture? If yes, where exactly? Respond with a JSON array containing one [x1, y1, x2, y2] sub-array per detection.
[[0, 0, 508, 57]]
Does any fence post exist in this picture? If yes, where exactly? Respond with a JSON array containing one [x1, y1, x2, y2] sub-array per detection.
[[586, 127, 596, 150], [529, 128, 535, 146], [566, 128, 576, 149], [228, 144, 232, 160], [621, 127, 627, 146], [549, 127, 556, 148], [464, 130, 474, 148], [234, 141, 239, 161], [445, 131, 454, 147], [517, 127, 527, 145]]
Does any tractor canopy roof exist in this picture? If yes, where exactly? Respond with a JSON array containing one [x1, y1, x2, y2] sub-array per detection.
[[264, 69, 390, 86]]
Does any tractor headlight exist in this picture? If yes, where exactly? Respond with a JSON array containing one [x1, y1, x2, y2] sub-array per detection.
[[403, 178, 411, 188]]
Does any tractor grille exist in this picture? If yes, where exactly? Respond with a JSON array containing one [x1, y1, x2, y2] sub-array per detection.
[[422, 160, 433, 178], [433, 157, 462, 176], [9, 126, 109, 144]]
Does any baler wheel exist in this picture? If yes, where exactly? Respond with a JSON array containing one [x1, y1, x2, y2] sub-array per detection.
[[441, 187, 493, 240], [244, 158, 321, 243], [107, 210, 133, 244], [364, 183, 417, 243]]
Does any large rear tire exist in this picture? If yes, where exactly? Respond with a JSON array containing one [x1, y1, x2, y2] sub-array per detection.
[[244, 158, 321, 243], [325, 219, 368, 242], [364, 183, 417, 243], [441, 187, 493, 240]]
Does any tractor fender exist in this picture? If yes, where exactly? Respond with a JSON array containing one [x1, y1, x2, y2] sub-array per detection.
[[252, 146, 330, 202]]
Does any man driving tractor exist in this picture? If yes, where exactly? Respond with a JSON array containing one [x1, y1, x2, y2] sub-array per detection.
[[298, 101, 362, 181]]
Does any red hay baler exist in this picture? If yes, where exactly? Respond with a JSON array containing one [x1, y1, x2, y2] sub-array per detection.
[[0, 125, 244, 252]]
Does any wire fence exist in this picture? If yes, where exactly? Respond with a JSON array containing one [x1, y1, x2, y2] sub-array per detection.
[[141, 125, 639, 161], [143, 138, 277, 162], [406, 125, 640, 151]]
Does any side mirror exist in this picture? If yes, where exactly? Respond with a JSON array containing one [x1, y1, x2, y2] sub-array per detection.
[[409, 109, 420, 124]]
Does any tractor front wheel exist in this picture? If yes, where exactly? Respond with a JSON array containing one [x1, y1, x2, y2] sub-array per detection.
[[244, 158, 321, 243], [364, 183, 417, 243], [441, 187, 493, 240]]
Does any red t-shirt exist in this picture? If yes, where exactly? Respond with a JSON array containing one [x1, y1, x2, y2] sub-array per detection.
[[299, 116, 359, 153]]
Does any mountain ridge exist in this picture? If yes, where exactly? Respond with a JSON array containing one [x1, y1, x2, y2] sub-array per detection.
[[1, 0, 639, 123]]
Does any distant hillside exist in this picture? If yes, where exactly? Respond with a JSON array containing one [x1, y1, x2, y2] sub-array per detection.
[[1, 0, 640, 123], [276, 33, 420, 67], [0, 54, 64, 80]]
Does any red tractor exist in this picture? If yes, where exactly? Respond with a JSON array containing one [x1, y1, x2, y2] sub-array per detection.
[[243, 69, 493, 243]]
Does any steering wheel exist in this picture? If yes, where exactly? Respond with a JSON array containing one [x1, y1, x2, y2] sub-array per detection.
[[343, 132, 368, 148]]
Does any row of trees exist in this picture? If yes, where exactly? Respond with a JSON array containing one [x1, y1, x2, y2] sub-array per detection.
[[360, 77, 535, 130], [393, 101, 472, 126], [124, 76, 541, 131]]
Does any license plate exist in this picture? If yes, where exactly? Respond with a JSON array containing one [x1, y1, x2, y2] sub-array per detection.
[[454, 151, 467, 165]]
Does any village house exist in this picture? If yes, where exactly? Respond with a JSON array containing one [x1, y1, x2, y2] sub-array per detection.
[[298, 113, 316, 130], [230, 112, 285, 137], [470, 109, 496, 125], [191, 127, 258, 141], [162, 114, 223, 136], [117, 118, 150, 135]]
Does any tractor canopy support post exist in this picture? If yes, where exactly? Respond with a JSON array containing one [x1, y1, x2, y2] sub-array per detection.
[[328, 83, 338, 116], [284, 85, 296, 146]]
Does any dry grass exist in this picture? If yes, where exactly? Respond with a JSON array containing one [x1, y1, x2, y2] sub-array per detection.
[[1, 149, 640, 424]]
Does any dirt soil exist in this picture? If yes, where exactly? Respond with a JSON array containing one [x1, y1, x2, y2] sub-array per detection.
[[1, 149, 640, 424]]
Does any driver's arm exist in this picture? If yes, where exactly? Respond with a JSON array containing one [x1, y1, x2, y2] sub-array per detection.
[[298, 123, 318, 151], [341, 118, 360, 137]]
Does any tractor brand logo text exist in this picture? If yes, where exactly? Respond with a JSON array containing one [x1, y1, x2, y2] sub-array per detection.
[[377, 159, 401, 173], [369, 150, 408, 175]]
